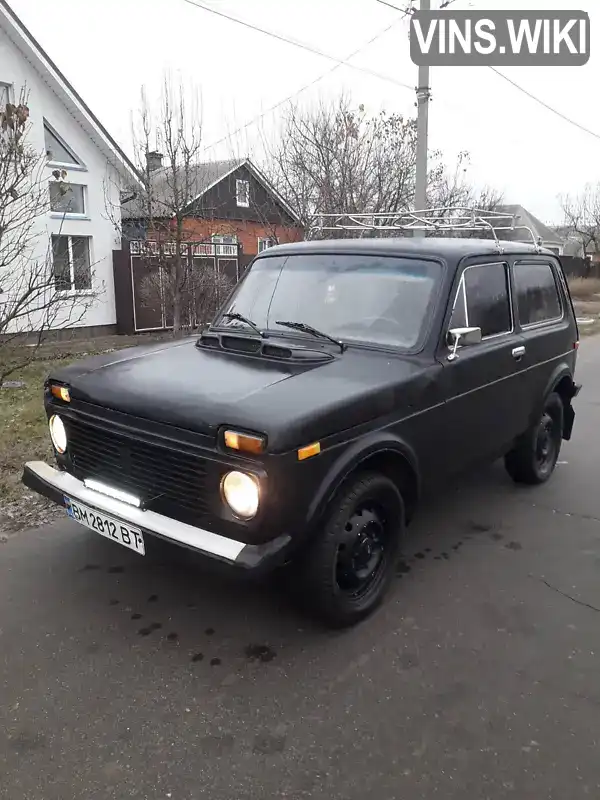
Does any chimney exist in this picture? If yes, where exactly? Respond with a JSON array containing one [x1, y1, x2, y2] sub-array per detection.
[[146, 151, 163, 173]]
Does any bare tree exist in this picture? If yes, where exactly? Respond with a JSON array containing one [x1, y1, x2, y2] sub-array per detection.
[[264, 95, 417, 231], [425, 150, 504, 237], [263, 95, 501, 240], [108, 78, 232, 337], [0, 88, 98, 383], [140, 263, 233, 329], [428, 151, 502, 210], [560, 184, 600, 260]]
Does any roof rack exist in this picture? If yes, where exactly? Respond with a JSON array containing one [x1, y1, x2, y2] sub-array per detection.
[[308, 207, 543, 253]]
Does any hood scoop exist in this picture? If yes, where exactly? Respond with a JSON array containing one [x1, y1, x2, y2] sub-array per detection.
[[197, 330, 334, 363]]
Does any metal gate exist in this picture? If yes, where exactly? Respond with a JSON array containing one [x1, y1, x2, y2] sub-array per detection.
[[126, 240, 241, 333]]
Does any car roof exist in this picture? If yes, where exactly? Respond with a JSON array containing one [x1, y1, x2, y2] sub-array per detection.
[[263, 237, 555, 262]]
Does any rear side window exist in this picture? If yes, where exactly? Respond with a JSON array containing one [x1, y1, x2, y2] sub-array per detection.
[[449, 262, 511, 338], [513, 262, 562, 326]]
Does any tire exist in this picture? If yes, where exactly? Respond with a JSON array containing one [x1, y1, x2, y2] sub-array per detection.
[[505, 392, 564, 485], [295, 472, 405, 628]]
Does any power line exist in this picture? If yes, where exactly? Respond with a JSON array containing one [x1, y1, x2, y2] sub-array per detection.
[[375, 0, 412, 13], [375, 0, 457, 11], [182, 0, 412, 90], [203, 16, 406, 152], [488, 67, 600, 142], [374, 0, 600, 142]]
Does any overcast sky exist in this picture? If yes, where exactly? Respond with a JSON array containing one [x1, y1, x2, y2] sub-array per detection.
[[8, 0, 599, 223]]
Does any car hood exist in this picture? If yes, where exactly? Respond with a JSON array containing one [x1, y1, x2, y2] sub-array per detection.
[[50, 337, 435, 452]]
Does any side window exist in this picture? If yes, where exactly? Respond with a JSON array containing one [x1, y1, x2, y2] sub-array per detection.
[[449, 262, 511, 338], [513, 262, 562, 326]]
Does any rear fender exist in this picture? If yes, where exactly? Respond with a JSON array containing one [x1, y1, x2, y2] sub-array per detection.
[[530, 362, 578, 441]]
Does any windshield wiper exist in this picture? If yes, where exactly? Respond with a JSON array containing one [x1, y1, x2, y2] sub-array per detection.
[[275, 320, 346, 353], [219, 312, 266, 338]]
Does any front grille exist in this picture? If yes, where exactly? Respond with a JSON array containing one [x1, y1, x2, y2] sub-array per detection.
[[65, 416, 211, 526]]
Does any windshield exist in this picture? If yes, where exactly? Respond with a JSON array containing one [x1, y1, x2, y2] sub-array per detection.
[[214, 253, 442, 350]]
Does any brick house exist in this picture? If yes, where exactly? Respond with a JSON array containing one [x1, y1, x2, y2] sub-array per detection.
[[122, 156, 303, 255], [114, 157, 304, 333]]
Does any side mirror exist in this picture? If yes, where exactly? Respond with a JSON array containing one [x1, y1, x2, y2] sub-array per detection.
[[447, 326, 482, 361]]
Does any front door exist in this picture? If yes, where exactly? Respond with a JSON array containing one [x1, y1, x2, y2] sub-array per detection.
[[437, 260, 528, 475]]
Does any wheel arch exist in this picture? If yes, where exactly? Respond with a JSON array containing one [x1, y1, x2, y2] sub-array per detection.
[[530, 362, 578, 439], [306, 434, 421, 532]]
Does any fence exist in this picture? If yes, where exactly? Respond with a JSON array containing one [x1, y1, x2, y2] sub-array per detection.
[[113, 240, 244, 335], [559, 255, 600, 280]]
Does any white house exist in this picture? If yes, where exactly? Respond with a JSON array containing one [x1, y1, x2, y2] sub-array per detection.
[[0, 0, 140, 336]]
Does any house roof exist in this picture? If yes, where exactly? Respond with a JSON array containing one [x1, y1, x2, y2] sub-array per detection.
[[0, 0, 140, 185], [494, 204, 564, 247], [121, 157, 303, 225], [551, 225, 593, 256], [122, 158, 244, 219]]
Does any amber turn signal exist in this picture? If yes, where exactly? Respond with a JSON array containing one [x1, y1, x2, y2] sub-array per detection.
[[224, 430, 265, 454], [50, 385, 71, 402], [298, 442, 321, 461]]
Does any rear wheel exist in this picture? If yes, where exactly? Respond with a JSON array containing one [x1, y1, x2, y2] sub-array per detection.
[[296, 472, 404, 628], [505, 392, 564, 485]]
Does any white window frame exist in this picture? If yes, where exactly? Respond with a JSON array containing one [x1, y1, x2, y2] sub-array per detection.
[[211, 234, 238, 245], [52, 234, 93, 295], [257, 237, 276, 253], [44, 120, 86, 171], [0, 82, 13, 106], [236, 179, 250, 208], [49, 181, 87, 219], [448, 262, 513, 343], [210, 234, 238, 257]]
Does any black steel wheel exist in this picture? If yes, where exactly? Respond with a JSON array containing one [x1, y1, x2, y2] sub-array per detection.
[[335, 505, 389, 600], [296, 472, 405, 628], [505, 392, 564, 485]]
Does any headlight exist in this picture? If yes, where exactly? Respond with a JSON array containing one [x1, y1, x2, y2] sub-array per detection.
[[221, 471, 259, 519], [49, 414, 67, 454]]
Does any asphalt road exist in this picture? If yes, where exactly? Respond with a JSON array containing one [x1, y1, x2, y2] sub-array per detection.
[[2, 338, 600, 800]]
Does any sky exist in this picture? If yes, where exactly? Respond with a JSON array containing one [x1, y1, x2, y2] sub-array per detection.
[[7, 0, 599, 224]]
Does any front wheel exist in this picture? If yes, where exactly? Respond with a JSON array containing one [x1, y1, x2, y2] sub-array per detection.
[[296, 472, 405, 628], [505, 392, 564, 485]]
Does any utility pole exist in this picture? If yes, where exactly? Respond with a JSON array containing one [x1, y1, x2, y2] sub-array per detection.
[[413, 0, 431, 237]]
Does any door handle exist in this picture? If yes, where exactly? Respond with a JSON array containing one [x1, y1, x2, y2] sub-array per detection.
[[512, 346, 526, 360]]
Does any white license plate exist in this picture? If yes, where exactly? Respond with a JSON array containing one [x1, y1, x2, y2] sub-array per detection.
[[64, 497, 145, 555]]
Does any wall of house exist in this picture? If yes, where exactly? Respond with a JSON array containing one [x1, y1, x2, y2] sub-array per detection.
[[179, 217, 303, 256], [0, 27, 123, 332], [543, 242, 563, 256], [190, 164, 300, 229]]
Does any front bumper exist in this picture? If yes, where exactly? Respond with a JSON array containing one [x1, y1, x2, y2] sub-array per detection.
[[22, 461, 291, 571]]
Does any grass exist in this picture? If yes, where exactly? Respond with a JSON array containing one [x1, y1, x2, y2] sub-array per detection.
[[0, 359, 57, 506], [567, 276, 600, 337], [0, 334, 174, 525], [567, 276, 600, 301], [0, 338, 147, 519]]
